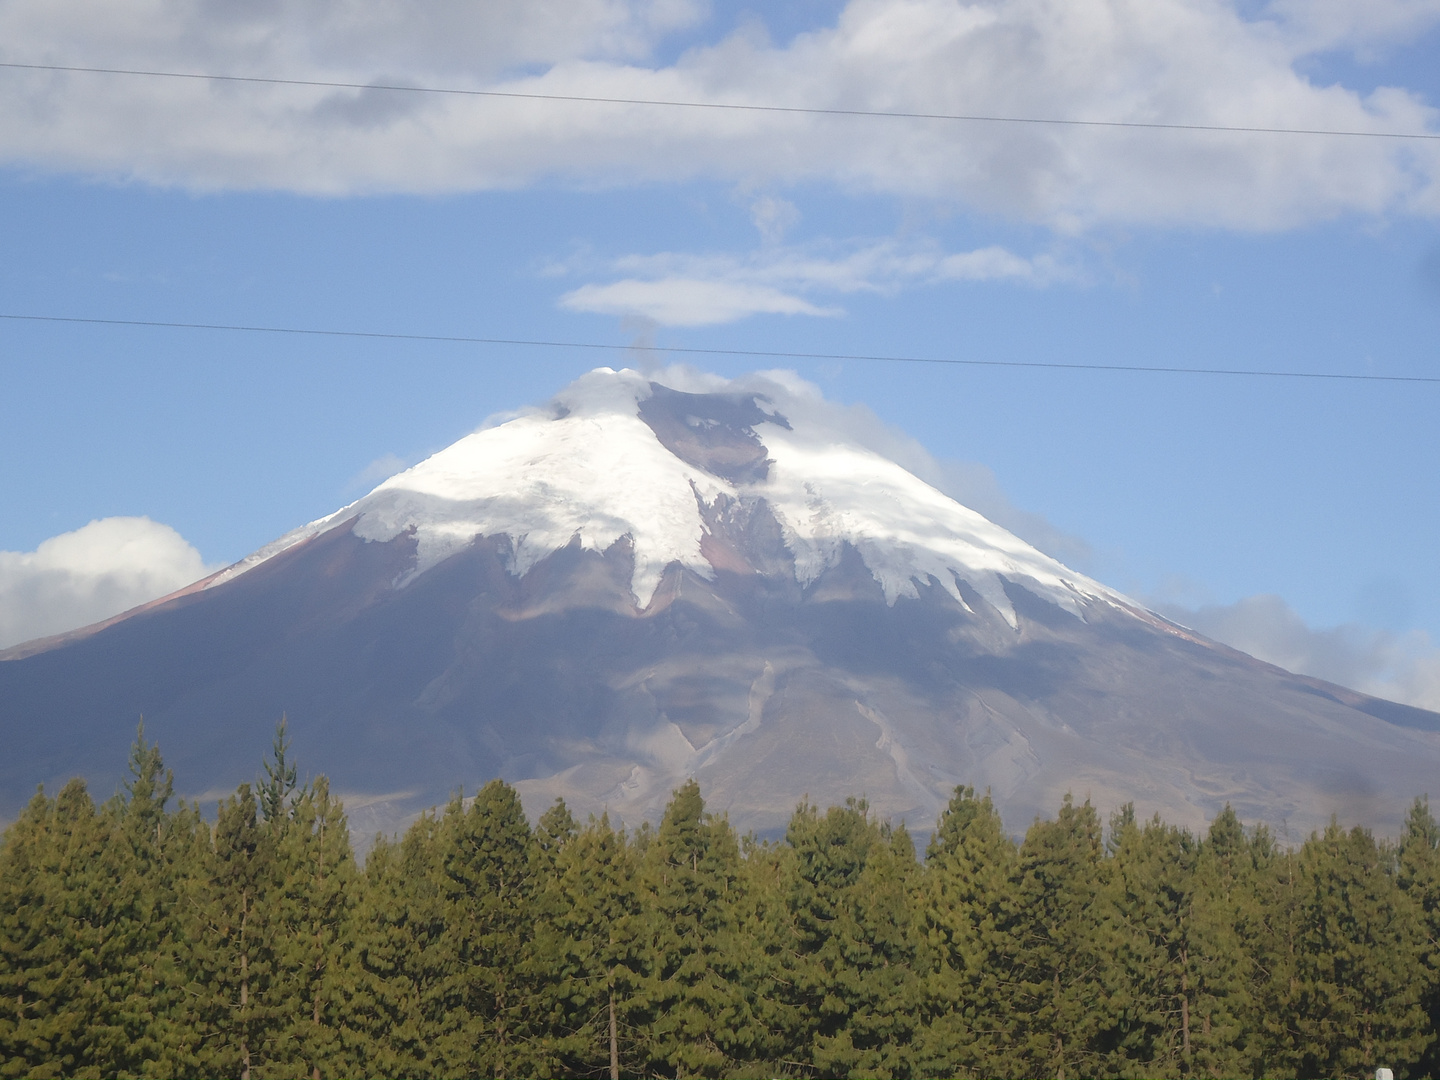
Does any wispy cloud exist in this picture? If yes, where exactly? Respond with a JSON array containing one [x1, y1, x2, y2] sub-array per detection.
[[558, 238, 1072, 325], [346, 452, 412, 493], [1156, 592, 1440, 712], [932, 460, 1096, 570], [561, 278, 842, 327], [0, 0, 1435, 228], [0, 517, 217, 649], [749, 194, 801, 245]]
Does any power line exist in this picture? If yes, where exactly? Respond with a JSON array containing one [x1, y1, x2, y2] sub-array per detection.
[[3, 311, 1435, 384], [2, 60, 1437, 142]]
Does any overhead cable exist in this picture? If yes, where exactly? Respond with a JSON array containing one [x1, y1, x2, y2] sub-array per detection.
[[1, 61, 1437, 141], [2, 311, 1435, 384]]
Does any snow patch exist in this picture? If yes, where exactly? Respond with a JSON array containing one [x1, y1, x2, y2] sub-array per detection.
[[216, 367, 1130, 622]]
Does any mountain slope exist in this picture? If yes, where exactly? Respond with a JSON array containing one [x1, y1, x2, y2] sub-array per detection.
[[2, 368, 1436, 838]]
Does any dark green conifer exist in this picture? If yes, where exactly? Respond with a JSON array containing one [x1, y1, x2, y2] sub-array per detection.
[[777, 796, 931, 1077], [917, 785, 1019, 1077], [257, 715, 304, 828], [1005, 794, 1110, 1080], [1288, 821, 1429, 1077], [429, 779, 542, 1077], [344, 812, 448, 1077], [532, 811, 644, 1078], [1398, 796, 1440, 1077], [1098, 808, 1253, 1077], [105, 724, 198, 1076], [271, 776, 356, 1079], [179, 783, 281, 1079], [533, 798, 578, 877], [0, 783, 103, 1078], [633, 779, 758, 1077], [811, 821, 928, 1078]]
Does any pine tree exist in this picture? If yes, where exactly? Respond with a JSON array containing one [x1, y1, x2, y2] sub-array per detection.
[[179, 784, 282, 1079], [1247, 822, 1306, 1078], [257, 715, 304, 828], [1097, 807, 1253, 1077], [428, 779, 542, 1077], [779, 797, 879, 1051], [532, 798, 578, 879], [1185, 805, 1261, 1078], [1288, 821, 1429, 1078], [810, 822, 928, 1079], [270, 776, 357, 1079], [0, 773, 183, 1080], [344, 811, 449, 1077], [632, 780, 757, 1077], [1397, 796, 1440, 1077], [778, 796, 931, 1077], [0, 789, 56, 1076], [532, 811, 645, 1078], [1005, 795, 1110, 1080], [917, 785, 1019, 1077], [103, 724, 198, 1076], [729, 830, 801, 1076], [0, 783, 106, 1078]]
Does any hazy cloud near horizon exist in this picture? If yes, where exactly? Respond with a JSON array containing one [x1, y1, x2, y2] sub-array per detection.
[[0, 517, 215, 650], [1156, 593, 1440, 713], [0, 0, 1436, 229]]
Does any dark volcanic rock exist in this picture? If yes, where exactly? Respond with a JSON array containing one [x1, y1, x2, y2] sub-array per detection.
[[4, 370, 1438, 841], [2, 508, 1437, 842]]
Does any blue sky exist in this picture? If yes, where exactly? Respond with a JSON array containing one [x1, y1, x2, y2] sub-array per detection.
[[1, 0, 1438, 707]]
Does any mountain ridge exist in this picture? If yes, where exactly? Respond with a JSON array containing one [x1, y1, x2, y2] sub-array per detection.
[[2, 368, 1436, 840]]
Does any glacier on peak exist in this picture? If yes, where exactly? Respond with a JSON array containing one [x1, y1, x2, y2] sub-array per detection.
[[209, 367, 1128, 625]]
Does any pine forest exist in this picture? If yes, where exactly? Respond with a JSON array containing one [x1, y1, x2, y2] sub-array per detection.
[[1, 723, 1438, 1080]]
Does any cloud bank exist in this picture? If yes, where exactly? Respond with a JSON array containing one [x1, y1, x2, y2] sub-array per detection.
[[1158, 593, 1440, 712], [0, 0, 1436, 228], [0, 517, 214, 650]]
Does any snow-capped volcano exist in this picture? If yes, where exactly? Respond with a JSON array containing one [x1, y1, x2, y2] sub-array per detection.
[[219, 368, 1120, 626], [2, 368, 1438, 842]]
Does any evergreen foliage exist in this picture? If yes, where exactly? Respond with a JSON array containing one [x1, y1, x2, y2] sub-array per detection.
[[1402, 798, 1440, 1080], [1, 728, 1437, 1078], [532, 810, 641, 1079], [180, 782, 282, 1079], [631, 779, 756, 1077], [917, 785, 1017, 1076]]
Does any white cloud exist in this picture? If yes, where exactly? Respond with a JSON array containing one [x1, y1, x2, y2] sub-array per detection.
[[561, 278, 842, 326], [1157, 593, 1440, 712], [0, 0, 706, 80], [749, 194, 801, 244], [0, 0, 1436, 227], [0, 517, 216, 649], [346, 452, 411, 492], [559, 238, 1068, 324]]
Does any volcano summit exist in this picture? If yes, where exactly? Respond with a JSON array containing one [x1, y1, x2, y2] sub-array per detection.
[[2, 368, 1436, 838]]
